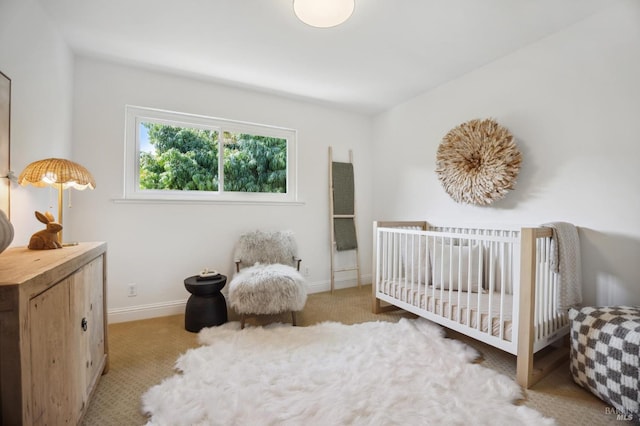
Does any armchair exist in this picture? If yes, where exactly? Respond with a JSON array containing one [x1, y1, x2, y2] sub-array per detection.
[[228, 230, 307, 329]]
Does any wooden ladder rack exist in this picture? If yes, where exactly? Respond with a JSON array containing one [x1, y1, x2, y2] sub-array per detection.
[[328, 146, 361, 293]]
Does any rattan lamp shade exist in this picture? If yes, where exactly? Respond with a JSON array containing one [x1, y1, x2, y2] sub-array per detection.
[[18, 158, 95, 190], [18, 158, 95, 246]]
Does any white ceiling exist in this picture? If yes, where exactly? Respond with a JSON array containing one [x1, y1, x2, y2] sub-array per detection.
[[35, 0, 613, 115]]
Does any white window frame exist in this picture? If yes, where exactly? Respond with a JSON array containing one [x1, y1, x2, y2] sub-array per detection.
[[123, 105, 298, 204]]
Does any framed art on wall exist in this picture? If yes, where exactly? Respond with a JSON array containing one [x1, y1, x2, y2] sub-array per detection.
[[1, 71, 10, 217]]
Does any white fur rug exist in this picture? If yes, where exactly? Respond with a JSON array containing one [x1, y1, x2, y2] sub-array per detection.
[[141, 319, 555, 425]]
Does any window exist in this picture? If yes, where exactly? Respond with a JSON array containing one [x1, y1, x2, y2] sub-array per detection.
[[124, 106, 298, 203]]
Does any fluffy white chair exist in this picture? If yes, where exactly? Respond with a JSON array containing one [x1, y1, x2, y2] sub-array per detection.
[[229, 230, 307, 328]]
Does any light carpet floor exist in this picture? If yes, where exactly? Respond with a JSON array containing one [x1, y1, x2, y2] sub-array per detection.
[[82, 285, 621, 425]]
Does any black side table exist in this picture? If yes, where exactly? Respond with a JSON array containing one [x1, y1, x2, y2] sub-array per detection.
[[184, 274, 228, 332]]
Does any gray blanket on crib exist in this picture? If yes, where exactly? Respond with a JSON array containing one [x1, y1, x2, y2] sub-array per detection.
[[543, 222, 582, 312]]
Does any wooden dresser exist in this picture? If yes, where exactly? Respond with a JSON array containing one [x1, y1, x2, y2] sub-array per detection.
[[0, 242, 108, 425]]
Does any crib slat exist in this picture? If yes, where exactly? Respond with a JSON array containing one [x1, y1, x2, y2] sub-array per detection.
[[465, 239, 472, 327], [499, 241, 506, 340]]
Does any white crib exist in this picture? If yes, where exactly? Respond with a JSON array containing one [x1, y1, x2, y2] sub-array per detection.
[[372, 220, 571, 388]]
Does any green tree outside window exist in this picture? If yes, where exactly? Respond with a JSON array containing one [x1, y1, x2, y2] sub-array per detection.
[[139, 123, 287, 193]]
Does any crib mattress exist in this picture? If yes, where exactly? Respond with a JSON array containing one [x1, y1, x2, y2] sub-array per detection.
[[379, 280, 514, 341]]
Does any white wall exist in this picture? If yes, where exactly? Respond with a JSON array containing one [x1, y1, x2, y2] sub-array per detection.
[[70, 58, 372, 322], [0, 0, 74, 239], [372, 1, 640, 306]]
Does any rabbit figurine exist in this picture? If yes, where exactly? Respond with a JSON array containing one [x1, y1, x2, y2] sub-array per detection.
[[28, 211, 63, 250]]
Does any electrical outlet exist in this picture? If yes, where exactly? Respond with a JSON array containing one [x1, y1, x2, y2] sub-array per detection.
[[304, 267, 310, 277], [128, 283, 137, 297]]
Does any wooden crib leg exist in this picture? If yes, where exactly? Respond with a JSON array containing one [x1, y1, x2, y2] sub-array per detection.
[[517, 343, 568, 388], [518, 228, 537, 388], [240, 314, 246, 329], [372, 298, 381, 314], [291, 311, 297, 326], [516, 350, 534, 388], [517, 227, 568, 388]]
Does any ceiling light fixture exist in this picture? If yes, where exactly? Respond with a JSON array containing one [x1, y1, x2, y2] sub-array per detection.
[[293, 0, 355, 28]]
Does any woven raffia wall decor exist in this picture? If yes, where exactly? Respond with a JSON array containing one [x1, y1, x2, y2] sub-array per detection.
[[436, 118, 521, 206]]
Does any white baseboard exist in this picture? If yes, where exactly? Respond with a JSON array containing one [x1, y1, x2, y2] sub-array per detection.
[[107, 274, 371, 324], [306, 274, 371, 294], [108, 299, 187, 324]]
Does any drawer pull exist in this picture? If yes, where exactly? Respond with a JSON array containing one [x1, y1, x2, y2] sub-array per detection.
[[81, 317, 88, 332]]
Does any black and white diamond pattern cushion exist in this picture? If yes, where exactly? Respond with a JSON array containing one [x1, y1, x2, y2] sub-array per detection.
[[569, 306, 640, 421]]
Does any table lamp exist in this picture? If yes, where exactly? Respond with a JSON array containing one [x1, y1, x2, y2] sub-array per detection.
[[18, 158, 95, 245]]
